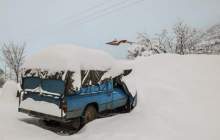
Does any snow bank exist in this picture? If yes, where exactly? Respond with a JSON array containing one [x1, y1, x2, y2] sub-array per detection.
[[79, 54, 220, 140]]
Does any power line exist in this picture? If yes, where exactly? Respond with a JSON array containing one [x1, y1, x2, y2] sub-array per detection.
[[64, 0, 136, 25], [75, 0, 145, 25], [23, 0, 145, 41], [61, 0, 116, 24], [23, 0, 118, 40]]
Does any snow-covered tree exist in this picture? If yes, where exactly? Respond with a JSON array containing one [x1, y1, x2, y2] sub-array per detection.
[[173, 22, 202, 55], [155, 29, 175, 53], [195, 24, 220, 54], [127, 22, 220, 59], [127, 33, 168, 59]]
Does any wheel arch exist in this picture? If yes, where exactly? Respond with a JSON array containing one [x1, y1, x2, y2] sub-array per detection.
[[83, 102, 99, 114]]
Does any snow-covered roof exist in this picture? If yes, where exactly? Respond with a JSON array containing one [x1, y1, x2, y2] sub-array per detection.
[[23, 44, 116, 71]]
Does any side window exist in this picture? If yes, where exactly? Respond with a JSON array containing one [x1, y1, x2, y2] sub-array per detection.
[[98, 80, 113, 92], [99, 82, 107, 91], [91, 85, 99, 93], [78, 80, 113, 94]]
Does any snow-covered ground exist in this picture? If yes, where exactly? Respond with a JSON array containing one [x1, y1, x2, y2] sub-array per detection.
[[0, 54, 220, 140]]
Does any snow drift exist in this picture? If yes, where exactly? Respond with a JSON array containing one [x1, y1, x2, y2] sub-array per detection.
[[0, 54, 220, 140]]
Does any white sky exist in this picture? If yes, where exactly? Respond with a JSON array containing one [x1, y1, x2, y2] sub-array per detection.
[[0, 0, 220, 58]]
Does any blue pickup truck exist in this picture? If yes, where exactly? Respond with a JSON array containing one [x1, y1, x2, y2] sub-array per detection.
[[18, 69, 137, 128]]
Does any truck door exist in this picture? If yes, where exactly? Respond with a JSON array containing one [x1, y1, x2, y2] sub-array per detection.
[[98, 81, 113, 110], [112, 79, 128, 109], [107, 80, 113, 109]]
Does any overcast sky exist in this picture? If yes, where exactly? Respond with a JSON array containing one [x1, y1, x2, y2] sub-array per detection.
[[0, 0, 220, 58]]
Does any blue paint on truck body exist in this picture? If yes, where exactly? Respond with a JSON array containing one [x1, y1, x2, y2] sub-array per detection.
[[19, 77, 134, 121], [65, 81, 128, 118]]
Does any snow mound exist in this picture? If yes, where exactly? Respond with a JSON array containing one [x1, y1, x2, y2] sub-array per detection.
[[0, 81, 18, 102], [24, 44, 116, 71], [78, 54, 220, 140]]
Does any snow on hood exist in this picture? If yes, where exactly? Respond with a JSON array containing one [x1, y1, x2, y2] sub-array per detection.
[[23, 44, 116, 71]]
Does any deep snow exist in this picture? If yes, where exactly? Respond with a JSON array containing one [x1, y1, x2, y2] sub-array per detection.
[[0, 54, 220, 140]]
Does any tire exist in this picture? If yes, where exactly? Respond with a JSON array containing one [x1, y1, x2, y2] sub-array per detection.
[[82, 105, 97, 125], [123, 103, 131, 113], [120, 101, 131, 113]]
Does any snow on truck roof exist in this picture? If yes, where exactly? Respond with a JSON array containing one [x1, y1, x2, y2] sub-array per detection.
[[24, 44, 116, 71]]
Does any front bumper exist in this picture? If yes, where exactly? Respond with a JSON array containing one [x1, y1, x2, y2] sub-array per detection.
[[18, 108, 71, 123]]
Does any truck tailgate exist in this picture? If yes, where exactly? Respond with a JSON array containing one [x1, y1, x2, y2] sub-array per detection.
[[19, 97, 62, 117]]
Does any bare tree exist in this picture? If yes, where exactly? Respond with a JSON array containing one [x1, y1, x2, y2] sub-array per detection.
[[1, 42, 25, 82]]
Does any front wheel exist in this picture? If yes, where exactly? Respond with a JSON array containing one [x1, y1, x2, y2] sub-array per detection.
[[81, 105, 97, 125], [120, 103, 131, 113]]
